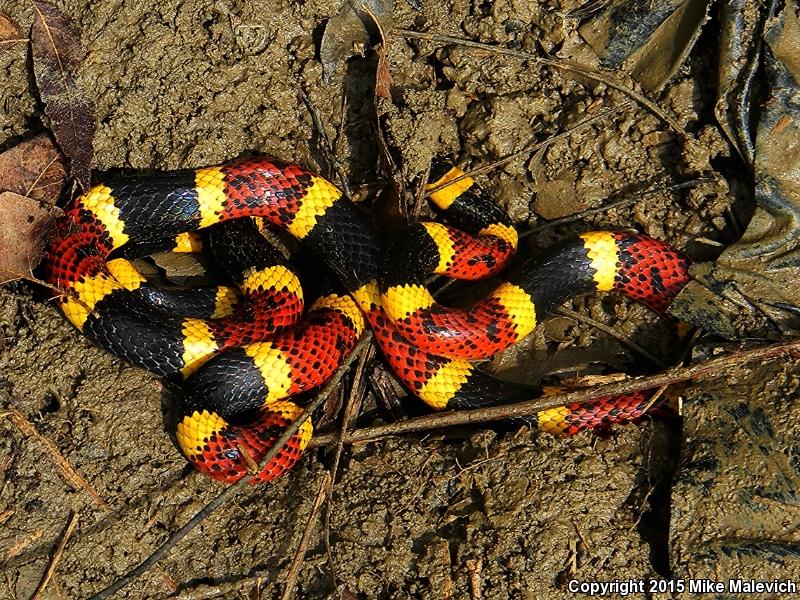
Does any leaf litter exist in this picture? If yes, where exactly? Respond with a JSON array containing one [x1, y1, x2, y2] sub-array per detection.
[[0, 135, 66, 283], [0, 13, 24, 46], [30, 0, 96, 190]]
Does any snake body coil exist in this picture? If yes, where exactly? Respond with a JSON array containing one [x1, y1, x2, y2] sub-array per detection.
[[45, 157, 690, 483]]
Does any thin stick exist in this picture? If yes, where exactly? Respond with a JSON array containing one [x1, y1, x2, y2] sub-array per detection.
[[413, 161, 432, 220], [394, 29, 686, 137], [323, 343, 373, 591], [329, 344, 373, 481], [280, 473, 331, 600], [306, 338, 800, 448], [87, 333, 373, 600], [32, 511, 79, 600], [440, 542, 453, 600], [641, 326, 702, 416], [4, 408, 109, 509]]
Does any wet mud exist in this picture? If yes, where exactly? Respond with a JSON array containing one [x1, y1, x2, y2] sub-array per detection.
[[2, 0, 799, 598]]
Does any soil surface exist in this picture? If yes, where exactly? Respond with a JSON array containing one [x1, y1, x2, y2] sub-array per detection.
[[2, 1, 800, 599]]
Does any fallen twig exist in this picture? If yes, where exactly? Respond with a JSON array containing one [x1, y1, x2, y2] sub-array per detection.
[[465, 557, 482, 600], [329, 344, 373, 482], [640, 327, 702, 417], [32, 511, 79, 600], [280, 473, 332, 600], [5, 529, 44, 561], [436, 541, 453, 600], [307, 339, 800, 448], [324, 343, 373, 591], [4, 407, 109, 509]]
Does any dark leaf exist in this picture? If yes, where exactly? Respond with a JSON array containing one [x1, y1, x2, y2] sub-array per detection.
[[0, 191, 62, 283], [0, 134, 66, 204], [320, 3, 368, 84], [319, 1, 402, 221], [578, 0, 711, 92], [30, 0, 96, 190], [320, 0, 394, 83]]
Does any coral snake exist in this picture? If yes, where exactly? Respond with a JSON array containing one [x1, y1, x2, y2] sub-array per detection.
[[44, 157, 690, 483]]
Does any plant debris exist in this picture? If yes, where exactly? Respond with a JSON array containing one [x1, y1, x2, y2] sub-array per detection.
[[578, 0, 712, 92], [0, 191, 61, 283], [0, 13, 23, 45], [368, 9, 406, 227], [0, 134, 66, 203], [319, 0, 394, 84], [0, 135, 65, 282], [30, 0, 96, 190]]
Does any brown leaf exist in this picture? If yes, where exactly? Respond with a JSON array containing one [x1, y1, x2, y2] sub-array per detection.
[[320, 1, 401, 220], [0, 191, 62, 283], [31, 0, 96, 190], [362, 6, 393, 100], [374, 43, 393, 100], [0, 135, 66, 204], [0, 13, 24, 44], [150, 252, 209, 284], [367, 9, 403, 227]]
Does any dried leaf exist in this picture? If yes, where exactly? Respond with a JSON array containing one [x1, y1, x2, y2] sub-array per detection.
[[0, 191, 62, 283], [320, 0, 394, 83], [373, 39, 393, 100], [320, 3, 369, 84], [320, 1, 401, 220], [360, 3, 394, 100], [150, 252, 208, 284], [31, 0, 96, 190], [368, 10, 403, 226], [0, 13, 24, 44], [0, 134, 66, 204]]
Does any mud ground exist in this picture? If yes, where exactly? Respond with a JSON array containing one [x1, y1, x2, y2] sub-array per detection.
[[2, 0, 800, 598]]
